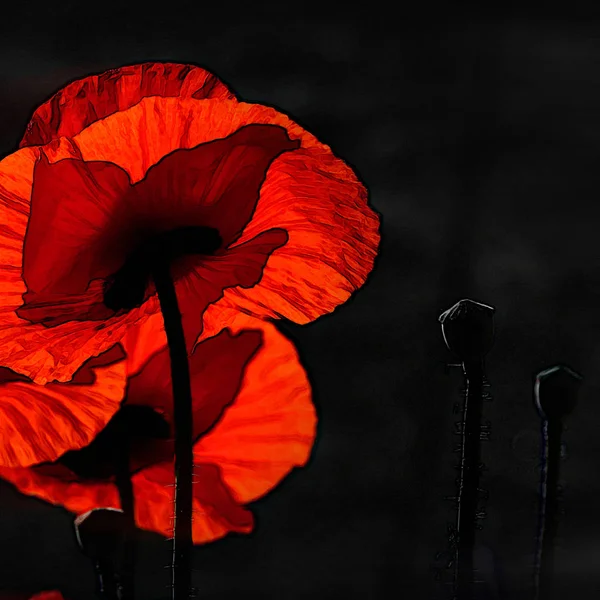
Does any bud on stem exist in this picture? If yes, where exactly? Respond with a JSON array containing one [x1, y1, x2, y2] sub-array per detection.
[[439, 299, 495, 600]]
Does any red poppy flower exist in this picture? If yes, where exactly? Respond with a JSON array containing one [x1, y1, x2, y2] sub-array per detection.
[[0, 314, 315, 543], [0, 62, 380, 385]]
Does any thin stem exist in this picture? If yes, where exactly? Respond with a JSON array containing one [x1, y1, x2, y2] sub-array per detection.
[[93, 558, 119, 600], [152, 262, 194, 600], [115, 441, 136, 600], [454, 359, 484, 600], [534, 419, 562, 600]]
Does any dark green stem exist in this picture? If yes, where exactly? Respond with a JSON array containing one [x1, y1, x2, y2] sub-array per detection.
[[152, 262, 194, 600]]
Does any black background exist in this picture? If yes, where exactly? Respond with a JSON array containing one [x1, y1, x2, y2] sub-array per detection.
[[0, 4, 599, 599]]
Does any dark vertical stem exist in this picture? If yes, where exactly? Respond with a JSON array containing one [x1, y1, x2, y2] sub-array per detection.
[[455, 359, 484, 600], [533, 365, 581, 600], [93, 558, 119, 600], [152, 262, 194, 600], [115, 441, 136, 600], [534, 419, 562, 600]]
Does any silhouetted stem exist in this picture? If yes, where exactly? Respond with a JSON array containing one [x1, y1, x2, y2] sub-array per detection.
[[534, 419, 562, 600], [152, 262, 194, 600], [115, 442, 136, 600], [533, 364, 581, 600], [455, 359, 484, 600], [93, 558, 119, 600]]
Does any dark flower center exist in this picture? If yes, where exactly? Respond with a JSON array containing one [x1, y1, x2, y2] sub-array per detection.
[[103, 226, 222, 311], [58, 405, 171, 479]]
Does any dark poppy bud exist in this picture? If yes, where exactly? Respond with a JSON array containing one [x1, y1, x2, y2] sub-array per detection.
[[74, 508, 127, 559], [534, 365, 582, 421], [438, 299, 495, 361]]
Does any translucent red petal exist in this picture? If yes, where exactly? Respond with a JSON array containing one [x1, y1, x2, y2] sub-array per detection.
[[20, 62, 235, 148], [0, 344, 127, 468]]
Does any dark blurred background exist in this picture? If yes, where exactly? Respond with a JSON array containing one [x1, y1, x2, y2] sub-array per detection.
[[0, 4, 599, 599]]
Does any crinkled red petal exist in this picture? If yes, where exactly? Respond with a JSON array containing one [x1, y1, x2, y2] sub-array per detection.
[[20, 62, 235, 148]]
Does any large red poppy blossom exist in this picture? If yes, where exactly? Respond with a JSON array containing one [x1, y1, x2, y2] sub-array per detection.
[[0, 314, 315, 543], [0, 62, 380, 384]]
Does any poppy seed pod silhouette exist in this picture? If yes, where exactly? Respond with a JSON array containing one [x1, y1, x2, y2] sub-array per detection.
[[0, 62, 380, 385]]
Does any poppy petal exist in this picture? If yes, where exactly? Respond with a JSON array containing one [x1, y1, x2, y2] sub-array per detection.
[[0, 461, 252, 544], [127, 327, 263, 439], [18, 152, 134, 325], [134, 462, 254, 542], [133, 123, 299, 247], [0, 344, 126, 468], [189, 330, 262, 438], [120, 310, 166, 377], [0, 145, 154, 384], [175, 228, 288, 350], [0, 463, 120, 518], [20, 62, 234, 148], [0, 292, 157, 385], [218, 143, 379, 324], [70, 96, 379, 330], [194, 312, 316, 503]]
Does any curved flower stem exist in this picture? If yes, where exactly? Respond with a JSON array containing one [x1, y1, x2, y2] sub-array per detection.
[[152, 262, 194, 600], [115, 442, 136, 600]]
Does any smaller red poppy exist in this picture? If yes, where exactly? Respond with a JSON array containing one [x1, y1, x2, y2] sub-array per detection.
[[0, 314, 315, 543]]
